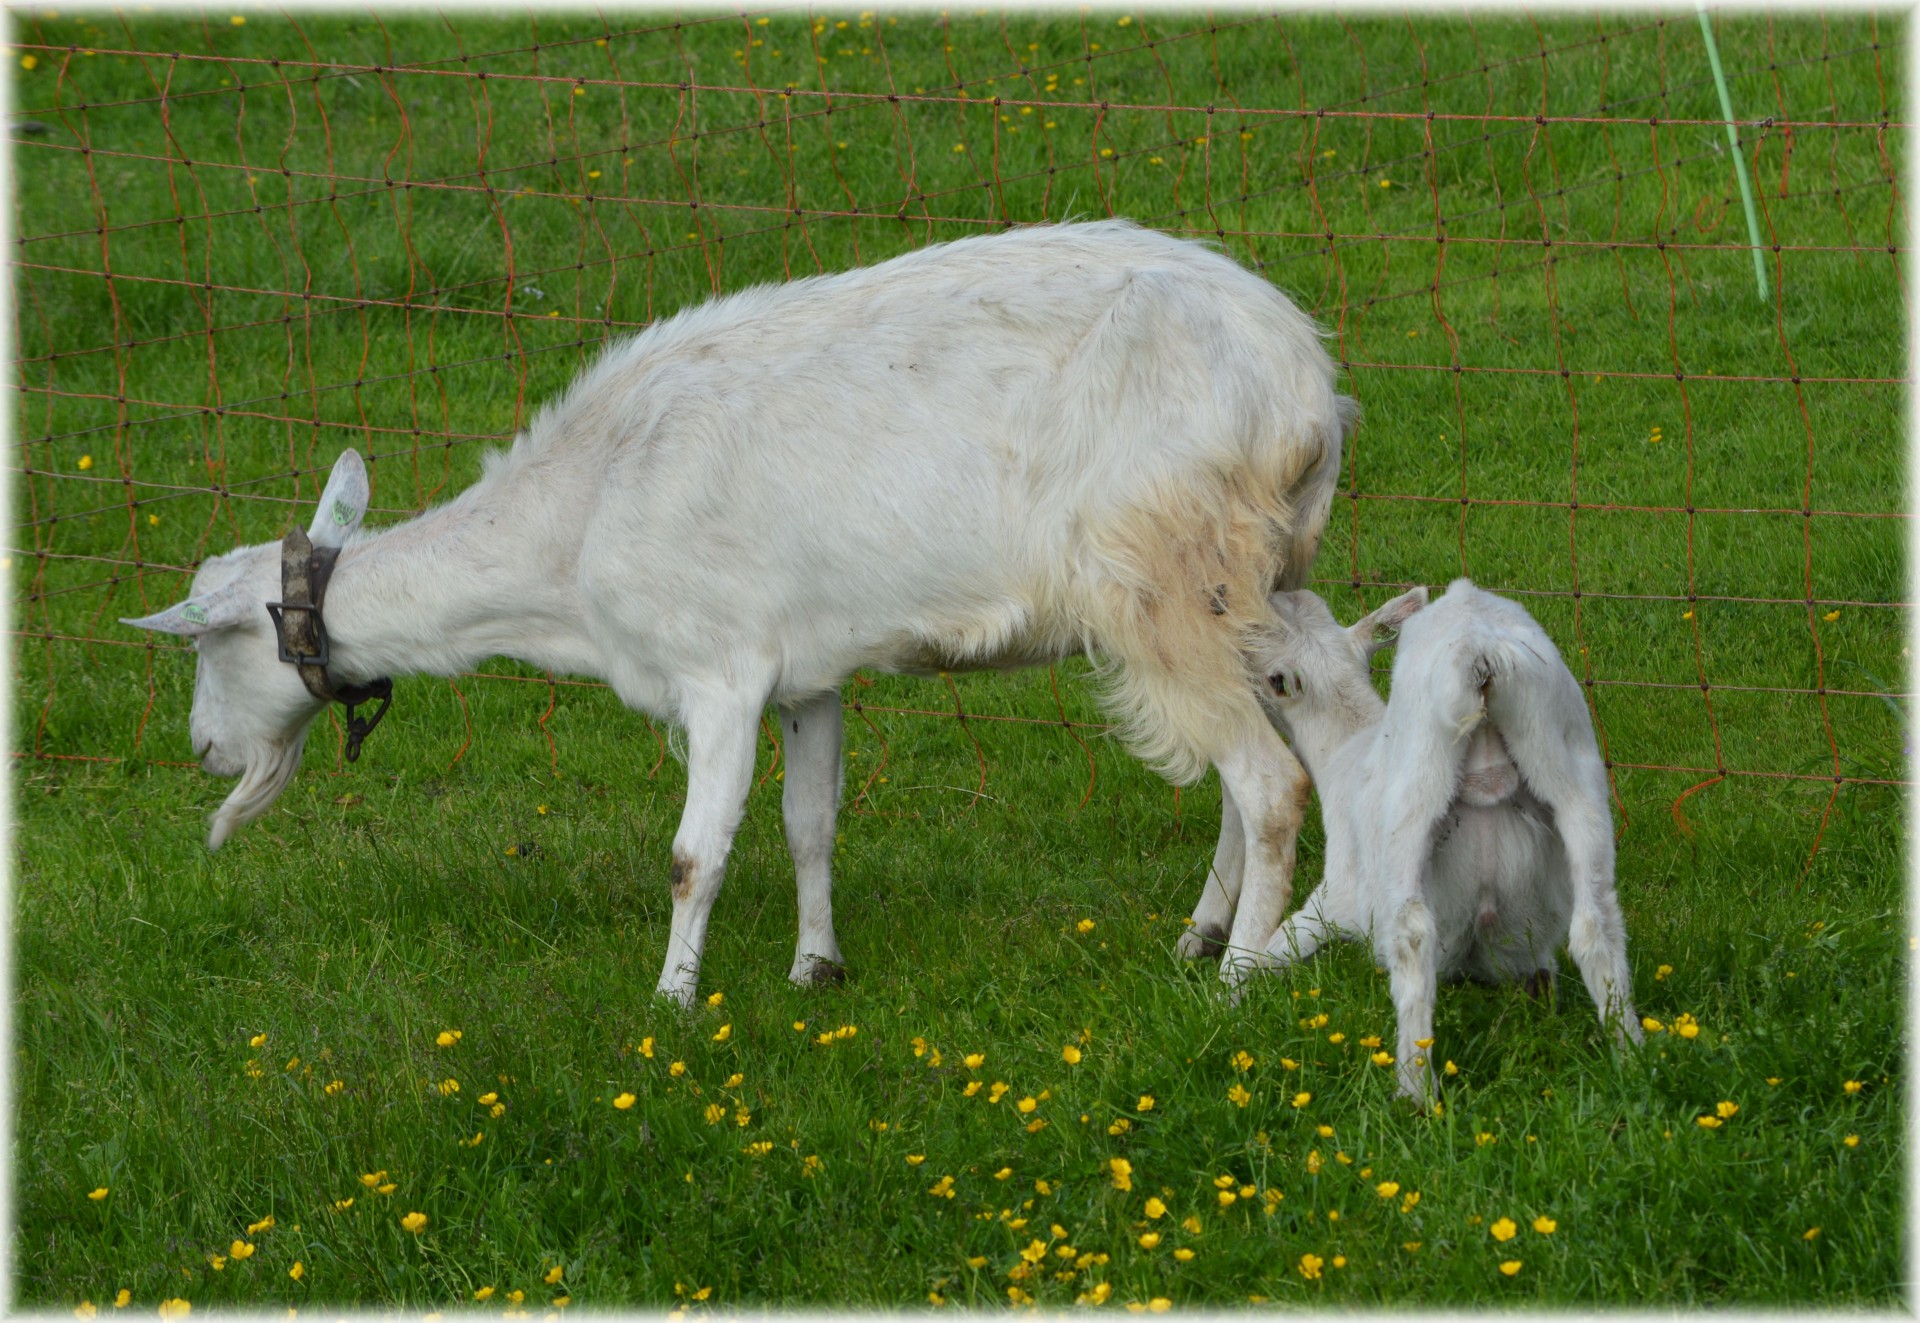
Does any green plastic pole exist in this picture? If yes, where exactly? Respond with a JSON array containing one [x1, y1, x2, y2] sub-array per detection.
[[1696, 2, 1770, 301]]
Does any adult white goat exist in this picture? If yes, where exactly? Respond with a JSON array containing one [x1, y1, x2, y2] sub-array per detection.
[[1249, 580, 1641, 1100], [122, 220, 1351, 1005]]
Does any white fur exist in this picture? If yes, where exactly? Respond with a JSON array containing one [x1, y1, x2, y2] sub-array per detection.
[[122, 221, 1353, 1004], [1251, 579, 1641, 1100]]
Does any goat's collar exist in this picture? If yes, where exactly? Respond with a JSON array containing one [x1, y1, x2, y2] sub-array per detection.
[[264, 527, 393, 762]]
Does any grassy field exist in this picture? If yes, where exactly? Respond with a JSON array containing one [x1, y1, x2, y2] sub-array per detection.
[[10, 7, 1907, 1311]]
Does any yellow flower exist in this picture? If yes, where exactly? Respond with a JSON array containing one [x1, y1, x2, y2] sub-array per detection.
[[1217, 1190, 1237, 1208], [324, 1080, 344, 1096], [1716, 1101, 1739, 1119], [88, 1187, 109, 1201], [1533, 1216, 1557, 1234], [993, 1167, 1013, 1181], [1138, 1095, 1155, 1111], [332, 1198, 354, 1211], [1076, 919, 1096, 933], [1226, 1083, 1251, 1107], [544, 1266, 563, 1285], [906, 1154, 925, 1166], [669, 1062, 686, 1077], [359, 1172, 386, 1188], [988, 1081, 1010, 1103], [1137, 1232, 1161, 1249], [1147, 1299, 1170, 1313], [964, 1053, 985, 1069], [1642, 1016, 1665, 1033], [963, 1081, 982, 1097], [1230, 1050, 1255, 1072], [1697, 1115, 1723, 1129], [928, 1174, 955, 1198], [1444, 1061, 1459, 1076], [1844, 1134, 1861, 1148], [113, 1292, 129, 1309], [613, 1093, 636, 1110], [1174, 1247, 1195, 1262], [229, 1241, 254, 1260], [158, 1301, 191, 1318], [704, 1103, 726, 1125], [553, 1297, 570, 1309], [490, 1104, 505, 1119], [288, 1263, 304, 1281], [1145, 1197, 1167, 1219], [706, 991, 724, 1007], [967, 1255, 987, 1269], [249, 1033, 267, 1048], [1371, 1051, 1394, 1067], [1490, 1217, 1518, 1242], [75, 1303, 96, 1319], [1327, 1032, 1346, 1044], [1291, 1092, 1312, 1109], [229, 15, 244, 24], [712, 1024, 731, 1043], [1804, 1227, 1821, 1241], [1655, 964, 1673, 980], [21, 55, 39, 69], [1317, 1124, 1334, 1138], [1500, 1260, 1522, 1277], [400, 1211, 427, 1233], [507, 1290, 525, 1304], [437, 1079, 459, 1096], [1823, 609, 1841, 623], [1062, 1044, 1083, 1064], [1376, 1181, 1400, 1199], [1298, 1253, 1324, 1280], [1108, 1118, 1132, 1135], [1181, 1215, 1202, 1235], [1017, 1096, 1038, 1114], [1844, 1080, 1864, 1094], [1109, 1158, 1133, 1192], [78, 453, 94, 471]]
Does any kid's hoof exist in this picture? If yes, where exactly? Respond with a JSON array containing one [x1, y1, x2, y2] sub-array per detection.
[[1175, 925, 1227, 960]]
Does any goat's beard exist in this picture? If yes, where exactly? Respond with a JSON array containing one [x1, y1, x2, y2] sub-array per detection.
[[207, 732, 308, 851]]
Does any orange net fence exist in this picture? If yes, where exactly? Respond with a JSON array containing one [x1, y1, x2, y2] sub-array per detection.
[[11, 8, 1908, 865]]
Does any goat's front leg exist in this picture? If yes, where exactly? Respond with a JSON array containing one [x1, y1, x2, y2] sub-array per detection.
[[1211, 718, 1311, 990], [1177, 780, 1244, 959], [655, 688, 765, 1007], [780, 689, 847, 986]]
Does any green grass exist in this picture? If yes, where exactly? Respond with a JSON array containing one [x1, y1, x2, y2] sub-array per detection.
[[11, 7, 1906, 1311]]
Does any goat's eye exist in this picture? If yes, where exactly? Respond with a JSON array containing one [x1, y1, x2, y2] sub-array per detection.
[[1269, 673, 1289, 697]]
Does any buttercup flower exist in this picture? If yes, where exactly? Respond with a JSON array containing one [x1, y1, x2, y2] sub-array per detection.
[[400, 1212, 427, 1233], [1490, 1217, 1518, 1242], [614, 1093, 636, 1110], [1500, 1260, 1522, 1277], [1533, 1216, 1557, 1234]]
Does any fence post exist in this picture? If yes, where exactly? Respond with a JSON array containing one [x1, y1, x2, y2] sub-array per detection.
[[1696, 1, 1770, 301]]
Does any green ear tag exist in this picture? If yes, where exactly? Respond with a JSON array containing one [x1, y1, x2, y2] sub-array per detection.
[[332, 498, 354, 526], [181, 602, 209, 625]]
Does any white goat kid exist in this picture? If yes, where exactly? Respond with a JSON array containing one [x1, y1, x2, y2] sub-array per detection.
[[122, 221, 1352, 1005], [1252, 580, 1641, 1100]]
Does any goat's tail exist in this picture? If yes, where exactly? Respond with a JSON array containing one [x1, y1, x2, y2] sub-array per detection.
[[1076, 400, 1348, 783]]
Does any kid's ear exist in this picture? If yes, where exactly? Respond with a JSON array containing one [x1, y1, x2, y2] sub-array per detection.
[[308, 449, 370, 549], [1348, 586, 1428, 657]]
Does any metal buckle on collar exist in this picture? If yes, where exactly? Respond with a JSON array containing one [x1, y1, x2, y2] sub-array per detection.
[[267, 528, 394, 761], [263, 599, 331, 668]]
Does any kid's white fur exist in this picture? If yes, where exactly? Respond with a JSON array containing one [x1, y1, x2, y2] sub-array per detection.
[[1251, 579, 1641, 1100], [122, 220, 1353, 1004]]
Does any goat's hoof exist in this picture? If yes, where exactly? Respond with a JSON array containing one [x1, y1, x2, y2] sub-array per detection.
[[1175, 925, 1227, 960], [791, 956, 848, 988]]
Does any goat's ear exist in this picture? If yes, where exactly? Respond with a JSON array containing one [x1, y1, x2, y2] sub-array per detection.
[[121, 583, 254, 637], [308, 449, 370, 549], [1348, 586, 1428, 657]]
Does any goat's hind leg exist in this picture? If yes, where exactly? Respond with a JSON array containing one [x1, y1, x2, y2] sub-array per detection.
[[655, 685, 767, 1007], [1177, 782, 1244, 959], [1210, 716, 1312, 989], [780, 689, 847, 987]]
